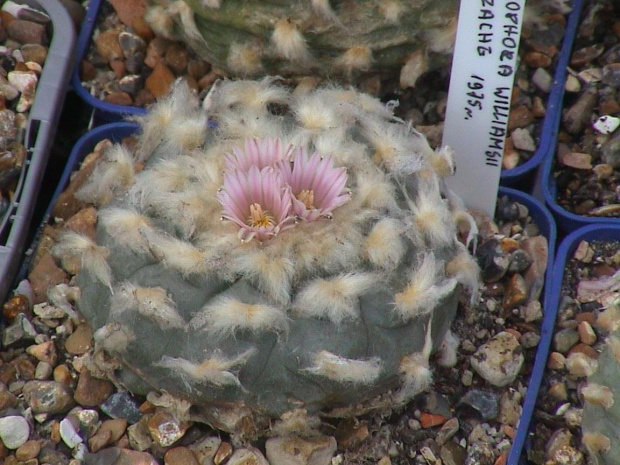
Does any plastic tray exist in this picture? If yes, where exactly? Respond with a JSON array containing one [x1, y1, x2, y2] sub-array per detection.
[[497, 187, 557, 464], [0, 0, 77, 305], [541, 0, 611, 235], [29, 122, 558, 463], [71, 0, 146, 126], [500, 0, 584, 188]]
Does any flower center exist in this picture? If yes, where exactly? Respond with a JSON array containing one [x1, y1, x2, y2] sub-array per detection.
[[297, 189, 315, 210], [247, 203, 276, 228]]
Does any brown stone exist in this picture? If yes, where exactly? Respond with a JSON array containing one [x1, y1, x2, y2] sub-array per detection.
[[165, 446, 200, 465], [507, 105, 534, 132], [502, 274, 528, 310], [134, 88, 155, 107], [98, 418, 128, 444], [420, 412, 447, 429], [132, 18, 154, 42], [74, 367, 114, 407], [523, 51, 552, 68], [64, 206, 98, 239], [0, 382, 18, 411], [600, 99, 620, 115], [145, 63, 175, 98], [531, 96, 546, 118], [22, 380, 75, 414], [187, 59, 211, 81], [109, 0, 147, 27], [0, 11, 15, 29], [109, 58, 126, 80], [26, 341, 57, 366], [7, 20, 46, 45], [15, 440, 41, 461], [144, 36, 171, 69], [198, 69, 226, 91], [165, 44, 190, 75], [105, 91, 133, 106], [334, 419, 369, 449], [88, 430, 113, 453], [3, 294, 30, 322], [568, 343, 599, 360], [213, 441, 233, 465], [53, 364, 72, 386], [64, 323, 93, 355], [95, 29, 124, 62], [27, 252, 69, 304], [80, 60, 97, 81]]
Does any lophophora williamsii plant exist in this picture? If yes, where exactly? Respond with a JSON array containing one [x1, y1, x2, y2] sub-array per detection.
[[144, 0, 459, 86], [581, 302, 620, 464], [52, 78, 480, 438]]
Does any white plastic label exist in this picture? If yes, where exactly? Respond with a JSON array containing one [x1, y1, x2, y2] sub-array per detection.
[[443, 0, 526, 217]]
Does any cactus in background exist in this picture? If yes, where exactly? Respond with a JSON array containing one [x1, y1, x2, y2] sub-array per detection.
[[144, 0, 459, 86], [581, 304, 620, 464], [53, 78, 479, 437]]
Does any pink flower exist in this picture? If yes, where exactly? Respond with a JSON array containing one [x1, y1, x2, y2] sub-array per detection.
[[279, 148, 350, 221], [217, 165, 295, 242], [225, 138, 293, 172]]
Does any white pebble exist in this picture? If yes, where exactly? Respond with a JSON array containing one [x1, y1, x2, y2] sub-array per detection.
[[532, 67, 552, 92], [593, 115, 620, 135], [0, 415, 30, 449], [512, 128, 536, 152], [59, 418, 83, 449]]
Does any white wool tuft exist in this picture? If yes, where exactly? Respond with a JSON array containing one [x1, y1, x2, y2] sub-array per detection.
[[304, 350, 382, 384], [294, 273, 376, 324], [394, 321, 433, 403], [335, 46, 372, 77], [230, 249, 294, 305], [98, 207, 152, 254], [202, 0, 221, 8], [354, 169, 399, 212], [582, 432, 612, 455], [76, 144, 135, 206], [446, 242, 481, 304], [430, 145, 456, 178], [145, 5, 175, 40], [93, 322, 136, 354], [364, 218, 406, 270], [134, 81, 200, 162], [271, 18, 313, 64], [424, 18, 457, 55], [311, 0, 339, 22], [227, 42, 264, 76], [271, 409, 321, 437], [162, 113, 208, 152], [190, 296, 289, 337], [167, 0, 202, 42], [140, 227, 209, 275], [292, 92, 341, 131], [52, 232, 112, 290], [436, 329, 460, 368], [379, 0, 404, 24], [393, 254, 457, 321], [111, 282, 186, 330], [582, 383, 614, 409], [213, 78, 289, 112], [155, 348, 256, 387], [402, 180, 454, 248]]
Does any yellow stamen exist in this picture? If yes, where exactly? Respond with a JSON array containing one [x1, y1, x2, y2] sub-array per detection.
[[298, 189, 315, 210], [247, 203, 275, 228]]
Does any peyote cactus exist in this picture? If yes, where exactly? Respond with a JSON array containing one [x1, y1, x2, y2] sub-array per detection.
[[581, 303, 620, 464], [144, 0, 459, 85], [54, 78, 480, 437]]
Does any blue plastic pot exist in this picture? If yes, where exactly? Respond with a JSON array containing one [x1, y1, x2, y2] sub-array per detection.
[[71, 0, 146, 126], [497, 187, 557, 465], [500, 0, 584, 188], [0, 0, 76, 305], [25, 121, 558, 463], [540, 0, 615, 235]]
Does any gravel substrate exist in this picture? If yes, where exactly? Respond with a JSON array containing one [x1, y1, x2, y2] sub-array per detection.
[[552, 0, 620, 218], [0, 125, 551, 464]]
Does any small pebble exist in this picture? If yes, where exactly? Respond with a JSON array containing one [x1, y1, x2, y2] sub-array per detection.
[[0, 415, 30, 449]]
